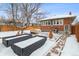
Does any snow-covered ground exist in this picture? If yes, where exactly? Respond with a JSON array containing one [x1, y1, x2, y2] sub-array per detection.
[[0, 31, 61, 56], [0, 30, 31, 38], [30, 39, 54, 56], [37, 32, 62, 42], [0, 31, 79, 56], [0, 39, 17, 56], [30, 32, 62, 56], [61, 35, 79, 56], [0, 31, 18, 38]]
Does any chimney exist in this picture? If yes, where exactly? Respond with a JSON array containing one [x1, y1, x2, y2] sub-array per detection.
[[69, 12, 72, 15]]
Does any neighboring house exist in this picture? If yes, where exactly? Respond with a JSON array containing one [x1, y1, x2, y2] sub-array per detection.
[[39, 14, 76, 33]]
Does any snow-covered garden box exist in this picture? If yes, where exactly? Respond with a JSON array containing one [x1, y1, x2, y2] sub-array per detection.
[[11, 36, 47, 56], [2, 34, 32, 47]]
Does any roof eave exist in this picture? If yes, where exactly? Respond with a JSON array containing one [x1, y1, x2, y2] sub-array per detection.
[[40, 16, 77, 22]]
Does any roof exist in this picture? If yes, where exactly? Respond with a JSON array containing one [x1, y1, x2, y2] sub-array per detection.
[[72, 16, 79, 25], [40, 15, 76, 21]]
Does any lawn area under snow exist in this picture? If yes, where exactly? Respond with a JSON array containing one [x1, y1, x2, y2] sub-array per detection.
[[61, 35, 79, 56], [0, 30, 31, 38], [0, 31, 79, 56], [0, 31, 61, 56]]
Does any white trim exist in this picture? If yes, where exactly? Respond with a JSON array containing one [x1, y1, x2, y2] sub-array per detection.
[[40, 19, 63, 26]]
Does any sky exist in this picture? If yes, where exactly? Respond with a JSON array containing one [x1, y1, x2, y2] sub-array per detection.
[[41, 3, 79, 16], [0, 3, 79, 19]]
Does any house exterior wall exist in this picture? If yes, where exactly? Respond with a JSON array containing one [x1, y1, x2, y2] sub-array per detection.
[[40, 25, 64, 32], [64, 18, 74, 34], [40, 26, 52, 32], [64, 18, 72, 25], [40, 18, 73, 32]]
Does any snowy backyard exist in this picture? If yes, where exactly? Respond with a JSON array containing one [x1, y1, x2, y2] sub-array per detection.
[[61, 35, 79, 56], [0, 31, 79, 56]]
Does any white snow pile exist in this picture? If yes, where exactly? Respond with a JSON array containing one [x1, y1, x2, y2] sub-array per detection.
[[61, 35, 79, 56], [0, 38, 17, 56], [0, 31, 18, 38], [0, 30, 31, 38], [37, 32, 62, 40]]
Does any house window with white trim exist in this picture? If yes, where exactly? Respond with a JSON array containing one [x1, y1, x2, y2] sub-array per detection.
[[57, 20, 59, 25], [41, 22, 42, 25], [55, 20, 58, 25], [44, 21, 45, 25], [52, 20, 53, 25], [48, 21, 50, 25], [46, 21, 48, 25], [42, 21, 44, 25], [44, 21, 46, 25], [40, 22, 42, 25], [59, 19, 63, 25], [53, 20, 55, 25], [45, 21, 47, 26], [49, 21, 51, 25], [51, 20, 53, 25]]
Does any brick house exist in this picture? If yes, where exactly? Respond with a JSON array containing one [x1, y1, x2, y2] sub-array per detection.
[[39, 14, 76, 33]]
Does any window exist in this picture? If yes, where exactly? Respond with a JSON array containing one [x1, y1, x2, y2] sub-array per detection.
[[55, 20, 56, 25], [54, 20, 55, 25], [40, 19, 63, 26], [48, 21, 50, 25], [46, 21, 48, 26], [57, 20, 59, 24], [41, 22, 43, 25], [60, 20, 62, 24], [52, 19, 63, 25], [44, 21, 46, 25], [60, 19, 63, 25], [51, 20, 53, 25], [52, 20, 53, 25], [43, 21, 45, 25], [45, 21, 47, 25]]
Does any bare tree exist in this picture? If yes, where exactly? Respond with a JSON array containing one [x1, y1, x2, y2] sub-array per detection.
[[6, 3, 47, 34], [6, 3, 20, 25], [6, 3, 43, 26], [33, 8, 47, 25], [19, 3, 41, 26]]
